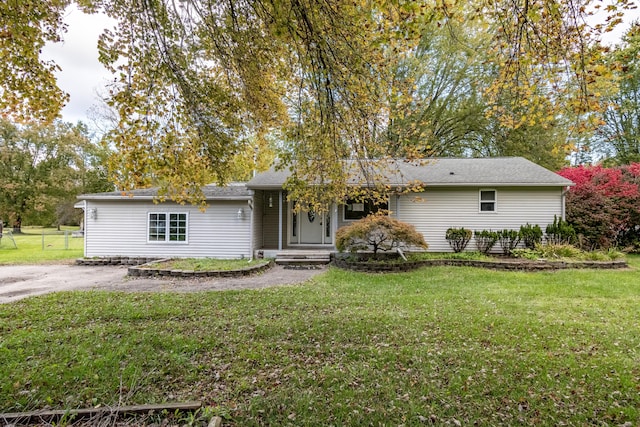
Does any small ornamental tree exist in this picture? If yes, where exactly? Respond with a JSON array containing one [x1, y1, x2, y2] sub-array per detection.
[[336, 215, 428, 256], [445, 227, 472, 253], [558, 164, 640, 250]]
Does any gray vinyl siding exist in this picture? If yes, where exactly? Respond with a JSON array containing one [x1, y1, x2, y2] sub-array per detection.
[[261, 191, 281, 249], [281, 194, 289, 248], [84, 200, 251, 258], [398, 186, 565, 252], [252, 191, 265, 250]]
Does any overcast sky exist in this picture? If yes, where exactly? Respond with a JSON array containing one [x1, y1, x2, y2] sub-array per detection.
[[42, 5, 640, 127], [41, 6, 116, 126]]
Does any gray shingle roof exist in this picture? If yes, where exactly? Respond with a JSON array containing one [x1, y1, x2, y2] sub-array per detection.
[[246, 157, 574, 188], [79, 158, 573, 201], [78, 183, 252, 201]]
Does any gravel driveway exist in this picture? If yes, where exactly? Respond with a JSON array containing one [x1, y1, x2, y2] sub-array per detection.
[[0, 263, 327, 304]]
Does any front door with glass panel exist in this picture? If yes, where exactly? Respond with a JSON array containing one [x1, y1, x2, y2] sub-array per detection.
[[290, 204, 332, 245]]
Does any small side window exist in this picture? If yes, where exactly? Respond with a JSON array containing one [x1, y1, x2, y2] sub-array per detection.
[[479, 190, 497, 212]]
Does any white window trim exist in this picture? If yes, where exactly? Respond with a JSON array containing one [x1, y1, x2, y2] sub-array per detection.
[[342, 197, 390, 222], [479, 189, 497, 213], [147, 212, 189, 244]]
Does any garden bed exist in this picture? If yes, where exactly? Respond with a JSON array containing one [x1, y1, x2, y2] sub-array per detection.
[[127, 258, 274, 278]]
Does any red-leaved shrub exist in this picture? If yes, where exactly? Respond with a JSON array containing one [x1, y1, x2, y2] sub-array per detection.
[[558, 164, 640, 250]]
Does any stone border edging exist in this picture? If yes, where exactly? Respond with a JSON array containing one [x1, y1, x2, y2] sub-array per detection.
[[333, 258, 628, 273], [76, 256, 162, 266], [127, 259, 275, 278]]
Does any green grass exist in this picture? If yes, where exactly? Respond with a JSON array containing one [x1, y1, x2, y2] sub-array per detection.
[[0, 226, 83, 264], [0, 256, 639, 425], [146, 258, 270, 271]]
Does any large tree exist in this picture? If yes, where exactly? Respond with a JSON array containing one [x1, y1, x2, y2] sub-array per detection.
[[383, 17, 490, 158], [1, 0, 634, 207], [0, 119, 112, 231], [594, 22, 640, 164]]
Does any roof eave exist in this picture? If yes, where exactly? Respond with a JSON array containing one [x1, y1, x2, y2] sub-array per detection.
[[248, 182, 574, 189], [77, 195, 252, 201]]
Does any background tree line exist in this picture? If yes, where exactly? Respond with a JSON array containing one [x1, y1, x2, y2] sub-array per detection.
[[0, 119, 112, 232]]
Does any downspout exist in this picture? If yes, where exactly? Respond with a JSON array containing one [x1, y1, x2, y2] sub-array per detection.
[[248, 190, 254, 260], [561, 186, 569, 220]]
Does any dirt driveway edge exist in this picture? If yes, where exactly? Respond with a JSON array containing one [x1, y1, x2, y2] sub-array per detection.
[[0, 264, 327, 304]]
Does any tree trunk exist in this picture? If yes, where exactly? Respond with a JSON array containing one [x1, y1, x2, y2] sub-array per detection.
[[13, 217, 22, 234]]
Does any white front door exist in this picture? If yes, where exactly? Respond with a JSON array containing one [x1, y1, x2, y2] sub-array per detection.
[[300, 209, 323, 244], [291, 204, 333, 245]]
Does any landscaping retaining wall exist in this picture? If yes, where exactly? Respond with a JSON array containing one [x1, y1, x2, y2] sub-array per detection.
[[333, 258, 628, 273], [76, 256, 162, 266]]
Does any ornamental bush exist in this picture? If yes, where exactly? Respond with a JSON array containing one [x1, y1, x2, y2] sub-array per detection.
[[558, 164, 640, 250], [520, 223, 543, 249], [497, 229, 521, 255], [474, 230, 498, 254], [445, 227, 472, 253], [336, 215, 428, 255], [545, 215, 576, 245]]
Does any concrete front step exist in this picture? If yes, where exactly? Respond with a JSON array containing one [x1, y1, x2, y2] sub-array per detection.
[[275, 250, 332, 265], [276, 258, 331, 265]]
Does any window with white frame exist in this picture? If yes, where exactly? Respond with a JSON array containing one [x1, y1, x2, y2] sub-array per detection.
[[479, 190, 497, 212], [148, 213, 188, 242]]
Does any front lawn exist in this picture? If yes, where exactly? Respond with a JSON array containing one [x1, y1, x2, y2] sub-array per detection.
[[0, 226, 83, 265], [1, 256, 639, 425]]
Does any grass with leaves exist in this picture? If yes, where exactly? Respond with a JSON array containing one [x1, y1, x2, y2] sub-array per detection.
[[0, 226, 83, 265], [1, 255, 639, 425]]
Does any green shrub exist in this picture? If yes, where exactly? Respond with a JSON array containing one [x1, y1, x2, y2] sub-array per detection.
[[511, 248, 540, 260], [336, 215, 428, 255], [520, 223, 543, 249], [581, 248, 626, 261], [474, 230, 498, 254], [445, 227, 472, 253], [545, 216, 576, 245], [534, 243, 582, 259], [513, 243, 626, 261], [497, 229, 521, 255]]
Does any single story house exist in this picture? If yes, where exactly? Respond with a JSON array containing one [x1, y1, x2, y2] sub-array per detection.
[[77, 157, 573, 259]]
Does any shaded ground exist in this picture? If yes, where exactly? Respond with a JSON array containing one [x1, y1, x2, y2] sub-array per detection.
[[0, 263, 327, 304]]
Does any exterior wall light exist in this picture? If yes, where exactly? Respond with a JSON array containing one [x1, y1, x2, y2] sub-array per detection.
[[237, 208, 244, 219], [89, 208, 98, 220]]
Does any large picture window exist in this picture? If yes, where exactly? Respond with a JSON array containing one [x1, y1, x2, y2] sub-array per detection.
[[479, 190, 497, 212], [343, 199, 388, 221], [148, 213, 188, 242]]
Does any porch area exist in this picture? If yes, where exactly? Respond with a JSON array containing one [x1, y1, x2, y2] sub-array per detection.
[[257, 249, 333, 266]]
